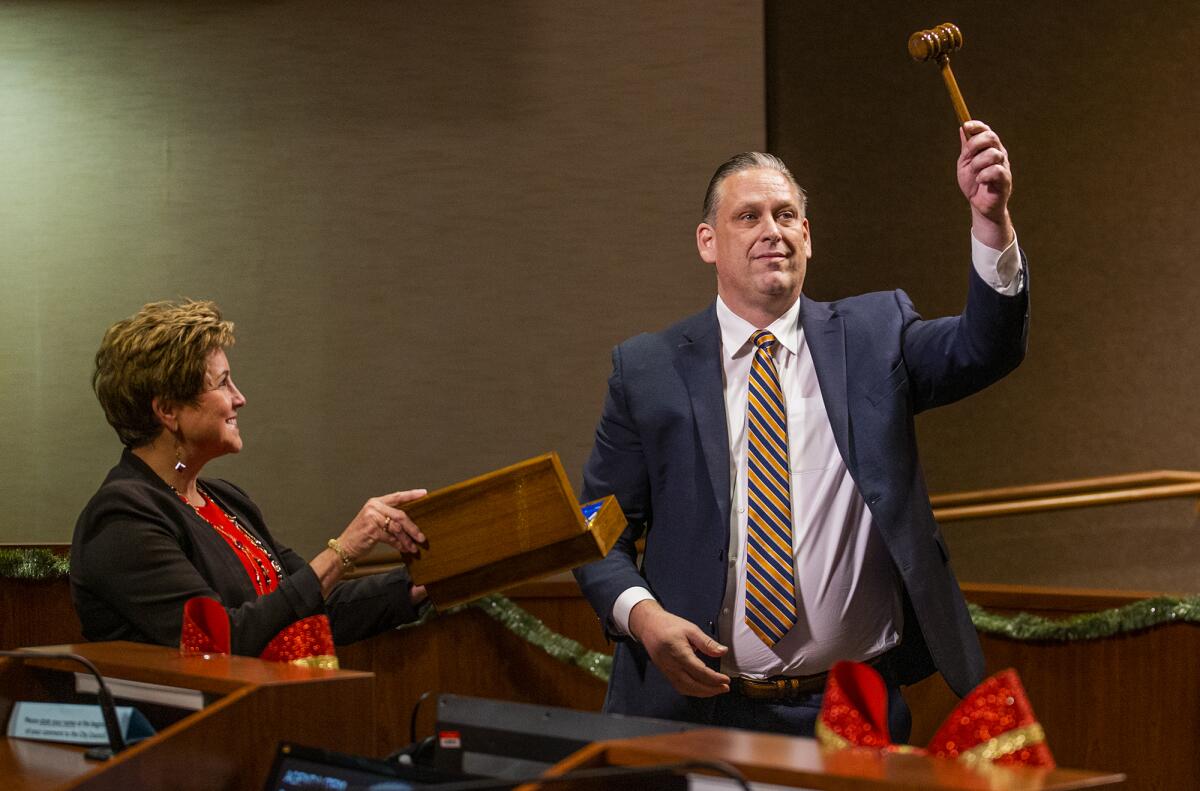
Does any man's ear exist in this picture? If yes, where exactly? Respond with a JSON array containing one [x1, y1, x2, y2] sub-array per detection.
[[696, 223, 717, 264], [151, 397, 179, 434]]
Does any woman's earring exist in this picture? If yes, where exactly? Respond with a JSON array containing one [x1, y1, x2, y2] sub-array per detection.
[[174, 442, 187, 472]]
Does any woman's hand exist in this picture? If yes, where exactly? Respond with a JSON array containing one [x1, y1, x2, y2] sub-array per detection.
[[335, 489, 427, 560], [312, 489, 429, 598]]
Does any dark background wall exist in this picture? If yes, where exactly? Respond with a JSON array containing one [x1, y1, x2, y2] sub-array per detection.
[[766, 2, 1200, 590]]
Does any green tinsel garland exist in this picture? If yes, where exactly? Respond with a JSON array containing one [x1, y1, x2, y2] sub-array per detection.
[[447, 591, 1200, 685], [3, 548, 1199, 680], [968, 596, 1200, 641], [0, 548, 70, 581], [395, 594, 613, 682], [470, 595, 613, 682]]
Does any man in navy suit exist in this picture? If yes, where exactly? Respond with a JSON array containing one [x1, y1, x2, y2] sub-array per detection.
[[574, 120, 1027, 740]]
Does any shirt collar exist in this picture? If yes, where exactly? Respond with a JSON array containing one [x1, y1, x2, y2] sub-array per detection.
[[715, 295, 802, 360]]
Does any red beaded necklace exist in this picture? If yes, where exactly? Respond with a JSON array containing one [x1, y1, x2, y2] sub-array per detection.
[[174, 485, 281, 596]]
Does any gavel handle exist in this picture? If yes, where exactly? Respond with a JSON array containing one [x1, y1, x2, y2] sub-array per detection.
[[937, 54, 971, 125]]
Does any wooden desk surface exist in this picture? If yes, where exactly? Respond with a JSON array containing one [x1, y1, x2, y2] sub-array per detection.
[[17, 641, 371, 693], [1, 641, 376, 790], [0, 739, 96, 791], [567, 728, 1125, 791]]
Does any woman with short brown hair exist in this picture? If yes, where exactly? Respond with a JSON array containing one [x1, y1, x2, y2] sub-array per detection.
[[72, 299, 426, 657]]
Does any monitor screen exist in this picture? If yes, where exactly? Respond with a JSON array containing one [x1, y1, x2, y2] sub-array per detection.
[[264, 742, 465, 791]]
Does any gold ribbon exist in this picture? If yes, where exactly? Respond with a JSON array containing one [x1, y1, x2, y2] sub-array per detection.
[[818, 717, 1045, 766], [288, 654, 340, 670], [956, 723, 1047, 768]]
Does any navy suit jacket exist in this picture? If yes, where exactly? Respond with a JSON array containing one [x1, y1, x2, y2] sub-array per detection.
[[574, 261, 1029, 721]]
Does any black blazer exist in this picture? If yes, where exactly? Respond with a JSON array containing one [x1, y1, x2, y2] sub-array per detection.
[[71, 449, 420, 656], [575, 260, 1029, 720]]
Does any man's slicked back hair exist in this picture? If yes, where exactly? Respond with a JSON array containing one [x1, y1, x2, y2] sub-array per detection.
[[701, 152, 807, 224]]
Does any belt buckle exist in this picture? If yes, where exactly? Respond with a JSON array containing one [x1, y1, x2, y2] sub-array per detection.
[[736, 677, 768, 698], [735, 676, 793, 700], [735, 672, 828, 700]]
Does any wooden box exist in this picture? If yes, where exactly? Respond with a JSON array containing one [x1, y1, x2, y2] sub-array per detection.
[[348, 453, 626, 608]]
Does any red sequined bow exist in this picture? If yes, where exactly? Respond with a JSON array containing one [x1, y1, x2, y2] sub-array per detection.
[[817, 660, 1055, 769], [179, 596, 339, 669]]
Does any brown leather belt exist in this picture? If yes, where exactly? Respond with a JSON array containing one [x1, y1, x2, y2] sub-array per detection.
[[731, 652, 892, 701], [731, 672, 829, 700]]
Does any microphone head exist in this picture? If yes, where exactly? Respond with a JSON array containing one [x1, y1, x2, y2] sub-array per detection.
[[908, 23, 964, 62]]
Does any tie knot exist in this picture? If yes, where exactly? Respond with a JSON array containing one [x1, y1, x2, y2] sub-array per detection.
[[752, 330, 777, 352]]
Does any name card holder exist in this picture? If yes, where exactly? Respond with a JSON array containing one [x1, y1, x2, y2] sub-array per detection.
[[7, 701, 154, 747]]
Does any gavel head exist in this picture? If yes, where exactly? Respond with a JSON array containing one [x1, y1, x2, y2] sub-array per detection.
[[908, 23, 964, 62]]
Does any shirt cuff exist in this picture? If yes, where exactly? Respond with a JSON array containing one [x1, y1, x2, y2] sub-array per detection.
[[971, 231, 1023, 296], [612, 586, 656, 638]]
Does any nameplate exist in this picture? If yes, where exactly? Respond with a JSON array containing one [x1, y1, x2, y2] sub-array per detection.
[[6, 701, 155, 746], [581, 499, 605, 524], [75, 671, 204, 711]]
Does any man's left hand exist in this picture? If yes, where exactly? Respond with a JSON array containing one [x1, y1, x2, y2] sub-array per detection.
[[957, 120, 1014, 249]]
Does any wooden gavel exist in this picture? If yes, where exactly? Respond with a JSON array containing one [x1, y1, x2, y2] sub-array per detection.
[[908, 23, 971, 125]]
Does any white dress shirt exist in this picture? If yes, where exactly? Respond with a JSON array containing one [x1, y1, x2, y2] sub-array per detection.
[[611, 233, 1022, 678]]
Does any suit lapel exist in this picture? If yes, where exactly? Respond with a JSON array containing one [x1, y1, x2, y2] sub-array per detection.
[[801, 296, 852, 471], [673, 305, 731, 525]]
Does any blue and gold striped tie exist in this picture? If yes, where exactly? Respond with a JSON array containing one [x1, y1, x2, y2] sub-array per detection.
[[744, 330, 798, 646]]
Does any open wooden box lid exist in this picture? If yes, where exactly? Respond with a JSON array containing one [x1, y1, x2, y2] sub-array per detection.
[[348, 453, 626, 608]]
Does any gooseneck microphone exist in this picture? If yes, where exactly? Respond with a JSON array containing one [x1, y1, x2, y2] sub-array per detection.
[[0, 649, 128, 759]]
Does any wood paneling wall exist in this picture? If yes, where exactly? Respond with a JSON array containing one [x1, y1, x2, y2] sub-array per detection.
[[4, 565, 1194, 789]]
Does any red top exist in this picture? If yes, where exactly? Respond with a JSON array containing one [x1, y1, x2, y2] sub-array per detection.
[[193, 494, 279, 595]]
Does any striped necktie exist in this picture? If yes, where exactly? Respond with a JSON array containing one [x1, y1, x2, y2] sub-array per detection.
[[744, 329, 798, 646]]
